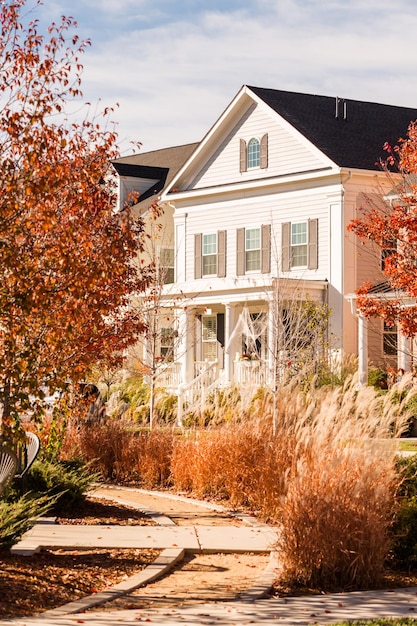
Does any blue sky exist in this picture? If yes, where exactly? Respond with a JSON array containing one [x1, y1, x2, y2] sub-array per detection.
[[34, 0, 417, 155]]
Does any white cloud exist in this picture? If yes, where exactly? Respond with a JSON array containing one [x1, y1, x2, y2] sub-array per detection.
[[34, 0, 417, 153]]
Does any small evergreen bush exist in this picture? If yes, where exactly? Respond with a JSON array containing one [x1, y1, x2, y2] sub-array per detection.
[[24, 458, 97, 511], [0, 493, 53, 548], [390, 496, 417, 570]]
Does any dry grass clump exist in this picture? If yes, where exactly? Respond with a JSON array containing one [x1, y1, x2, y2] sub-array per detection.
[[171, 375, 413, 588], [171, 428, 267, 505], [134, 429, 174, 488], [64, 418, 140, 482], [62, 420, 175, 487], [54, 373, 414, 590], [271, 376, 412, 589]]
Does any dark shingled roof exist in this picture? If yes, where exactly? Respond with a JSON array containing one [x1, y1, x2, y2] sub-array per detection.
[[249, 86, 417, 171], [112, 142, 198, 211]]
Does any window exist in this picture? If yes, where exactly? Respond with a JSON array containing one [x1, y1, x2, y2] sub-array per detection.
[[381, 240, 396, 272], [247, 138, 260, 169], [202, 234, 217, 276], [245, 228, 261, 271], [202, 316, 217, 361], [241, 311, 266, 358], [383, 321, 397, 355], [160, 327, 174, 359], [291, 222, 308, 267], [236, 225, 270, 275], [239, 134, 268, 172], [194, 231, 226, 279], [282, 219, 318, 271], [160, 248, 174, 284]]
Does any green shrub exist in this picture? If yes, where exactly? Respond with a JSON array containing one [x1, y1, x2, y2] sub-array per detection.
[[368, 367, 388, 390], [390, 456, 417, 570], [24, 458, 98, 511], [0, 493, 53, 548], [390, 496, 417, 570], [154, 388, 177, 423], [396, 455, 417, 499]]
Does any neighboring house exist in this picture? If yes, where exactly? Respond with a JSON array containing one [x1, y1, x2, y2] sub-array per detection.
[[113, 85, 417, 403], [112, 143, 198, 381]]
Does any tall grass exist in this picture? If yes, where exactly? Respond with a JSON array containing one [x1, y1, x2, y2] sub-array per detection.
[[57, 373, 413, 589]]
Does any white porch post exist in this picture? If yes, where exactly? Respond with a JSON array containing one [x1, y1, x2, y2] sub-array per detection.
[[358, 313, 368, 386], [184, 309, 195, 384], [267, 297, 276, 387], [225, 303, 239, 383], [176, 308, 187, 386], [177, 308, 195, 386], [398, 332, 412, 373], [224, 304, 233, 383]]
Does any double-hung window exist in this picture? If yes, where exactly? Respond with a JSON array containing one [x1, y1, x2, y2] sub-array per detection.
[[381, 239, 396, 272], [245, 228, 261, 271], [383, 321, 397, 356], [160, 247, 175, 284], [194, 231, 226, 279], [282, 219, 318, 271], [160, 327, 174, 359], [291, 222, 308, 267], [202, 315, 217, 361], [202, 234, 217, 276], [236, 224, 271, 275]]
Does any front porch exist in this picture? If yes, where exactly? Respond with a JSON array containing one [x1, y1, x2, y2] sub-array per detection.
[[153, 279, 328, 420], [157, 356, 268, 392]]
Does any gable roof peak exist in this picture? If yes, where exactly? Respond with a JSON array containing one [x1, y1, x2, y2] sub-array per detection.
[[245, 85, 417, 170]]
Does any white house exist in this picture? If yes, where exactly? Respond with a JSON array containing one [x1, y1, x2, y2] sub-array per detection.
[[113, 85, 417, 401]]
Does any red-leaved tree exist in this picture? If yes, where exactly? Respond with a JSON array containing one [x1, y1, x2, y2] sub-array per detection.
[[348, 120, 417, 342], [0, 1, 151, 432]]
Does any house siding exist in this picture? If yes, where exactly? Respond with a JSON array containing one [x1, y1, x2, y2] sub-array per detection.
[[188, 104, 328, 190], [176, 182, 333, 293]]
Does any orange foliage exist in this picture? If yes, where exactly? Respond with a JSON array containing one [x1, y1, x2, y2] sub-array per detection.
[[0, 1, 151, 429], [348, 120, 417, 338]]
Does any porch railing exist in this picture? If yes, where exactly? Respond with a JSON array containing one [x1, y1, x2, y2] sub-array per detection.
[[177, 360, 219, 426], [155, 361, 182, 388], [233, 359, 267, 387]]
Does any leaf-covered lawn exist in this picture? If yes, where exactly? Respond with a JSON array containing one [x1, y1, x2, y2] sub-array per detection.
[[0, 497, 158, 619], [0, 546, 159, 618]]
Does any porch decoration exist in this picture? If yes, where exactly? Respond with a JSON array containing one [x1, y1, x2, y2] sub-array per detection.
[[239, 353, 259, 362]]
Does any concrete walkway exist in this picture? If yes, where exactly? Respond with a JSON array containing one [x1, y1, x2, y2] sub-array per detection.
[[11, 521, 278, 556], [3, 486, 417, 626]]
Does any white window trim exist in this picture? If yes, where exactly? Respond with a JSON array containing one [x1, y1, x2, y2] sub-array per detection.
[[291, 221, 308, 268], [245, 227, 261, 272], [202, 233, 218, 277], [247, 137, 261, 170]]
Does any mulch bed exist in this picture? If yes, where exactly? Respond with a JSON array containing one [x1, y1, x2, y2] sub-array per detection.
[[0, 497, 159, 619]]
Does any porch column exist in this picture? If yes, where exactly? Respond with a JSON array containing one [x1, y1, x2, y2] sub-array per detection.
[[267, 297, 276, 387], [358, 313, 368, 386], [224, 304, 232, 383], [398, 332, 412, 373], [177, 308, 195, 386]]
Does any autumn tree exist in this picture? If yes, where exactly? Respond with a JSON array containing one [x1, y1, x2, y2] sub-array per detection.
[[126, 215, 185, 429], [349, 121, 417, 341], [0, 1, 151, 433]]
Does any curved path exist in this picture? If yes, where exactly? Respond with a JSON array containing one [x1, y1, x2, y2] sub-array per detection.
[[4, 485, 417, 626]]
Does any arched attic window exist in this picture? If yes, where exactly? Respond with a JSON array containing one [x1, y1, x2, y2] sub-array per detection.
[[239, 134, 268, 172], [247, 137, 260, 168]]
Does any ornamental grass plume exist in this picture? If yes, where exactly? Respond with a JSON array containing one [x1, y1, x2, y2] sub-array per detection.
[[274, 375, 412, 589]]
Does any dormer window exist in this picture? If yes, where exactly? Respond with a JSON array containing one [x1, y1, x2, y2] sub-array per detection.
[[247, 138, 260, 168], [239, 134, 268, 172]]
